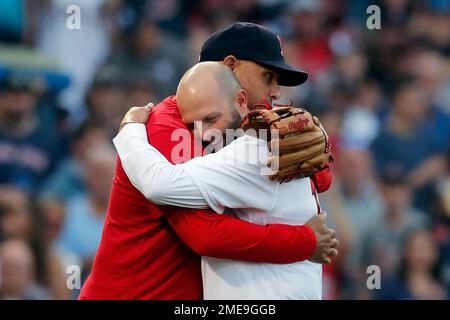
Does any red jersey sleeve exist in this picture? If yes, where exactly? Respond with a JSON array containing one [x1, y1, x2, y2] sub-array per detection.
[[166, 208, 317, 263]]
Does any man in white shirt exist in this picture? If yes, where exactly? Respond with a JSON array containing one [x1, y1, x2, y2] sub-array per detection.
[[113, 62, 338, 299]]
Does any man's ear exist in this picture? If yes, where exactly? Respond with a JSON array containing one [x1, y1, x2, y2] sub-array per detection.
[[235, 89, 249, 116], [223, 55, 238, 70]]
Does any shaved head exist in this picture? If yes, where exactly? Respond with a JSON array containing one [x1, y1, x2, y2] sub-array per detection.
[[176, 62, 241, 115], [175, 61, 249, 148]]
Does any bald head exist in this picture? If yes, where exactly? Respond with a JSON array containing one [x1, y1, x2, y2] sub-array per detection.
[[176, 62, 242, 117], [174, 62, 249, 143]]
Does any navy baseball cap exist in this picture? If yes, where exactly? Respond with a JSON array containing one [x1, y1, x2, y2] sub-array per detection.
[[199, 22, 308, 86]]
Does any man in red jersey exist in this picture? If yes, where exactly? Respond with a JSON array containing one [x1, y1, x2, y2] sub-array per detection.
[[79, 22, 336, 300]]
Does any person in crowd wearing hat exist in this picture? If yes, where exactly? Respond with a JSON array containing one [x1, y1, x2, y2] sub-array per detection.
[[0, 69, 68, 192], [80, 22, 334, 300]]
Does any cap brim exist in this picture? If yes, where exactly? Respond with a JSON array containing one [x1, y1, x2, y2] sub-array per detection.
[[254, 59, 308, 86]]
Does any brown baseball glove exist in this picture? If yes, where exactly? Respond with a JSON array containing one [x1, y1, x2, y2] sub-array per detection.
[[240, 106, 332, 182]]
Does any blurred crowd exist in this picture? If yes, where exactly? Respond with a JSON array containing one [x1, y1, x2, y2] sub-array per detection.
[[0, 0, 449, 300]]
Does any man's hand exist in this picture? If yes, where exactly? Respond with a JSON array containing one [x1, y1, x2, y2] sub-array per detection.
[[119, 103, 154, 131], [306, 211, 339, 264]]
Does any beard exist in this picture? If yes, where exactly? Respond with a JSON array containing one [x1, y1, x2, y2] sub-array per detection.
[[201, 107, 243, 152], [228, 106, 244, 131]]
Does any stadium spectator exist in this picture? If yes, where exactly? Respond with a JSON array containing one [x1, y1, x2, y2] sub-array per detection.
[[40, 120, 111, 202], [376, 228, 448, 300], [0, 239, 51, 299], [362, 174, 429, 297], [56, 146, 115, 274], [0, 185, 33, 241], [106, 17, 190, 101], [322, 147, 384, 298], [370, 80, 448, 211], [36, 0, 117, 114], [0, 71, 67, 192], [82, 65, 127, 137]]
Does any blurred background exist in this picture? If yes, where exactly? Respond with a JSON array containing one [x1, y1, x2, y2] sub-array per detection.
[[0, 0, 449, 300]]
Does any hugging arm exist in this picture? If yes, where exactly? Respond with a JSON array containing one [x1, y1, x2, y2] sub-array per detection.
[[113, 123, 276, 213]]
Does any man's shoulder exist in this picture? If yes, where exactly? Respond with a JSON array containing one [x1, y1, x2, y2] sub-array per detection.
[[144, 96, 198, 162], [147, 96, 186, 129]]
